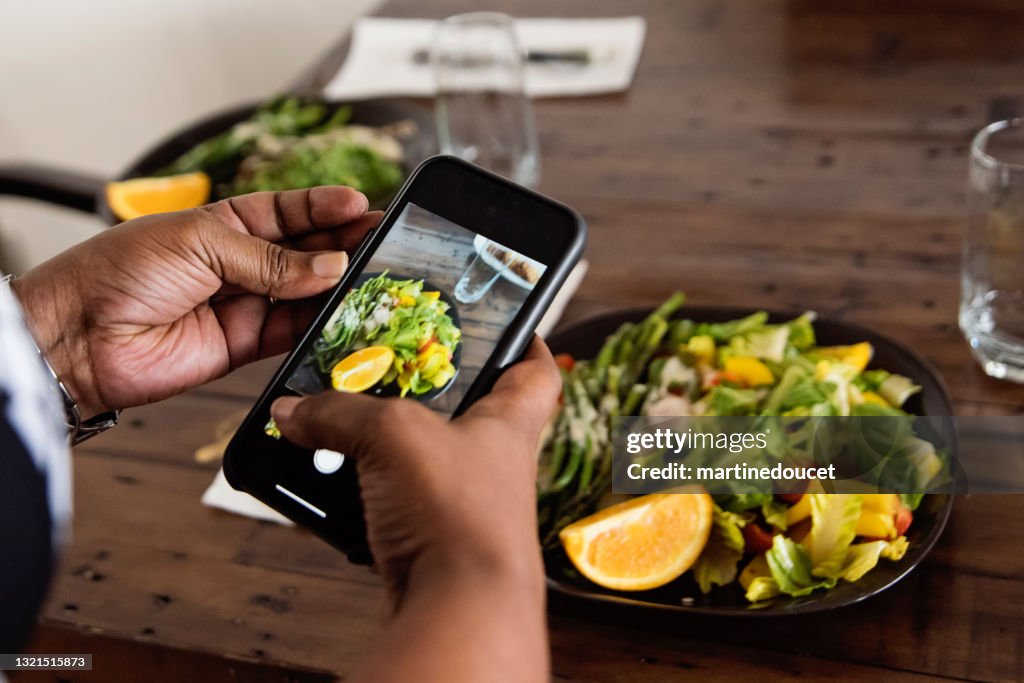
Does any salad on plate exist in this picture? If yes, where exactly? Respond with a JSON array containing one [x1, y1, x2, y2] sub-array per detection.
[[538, 293, 945, 604]]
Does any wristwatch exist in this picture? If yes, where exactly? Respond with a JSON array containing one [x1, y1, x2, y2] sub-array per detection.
[[40, 356, 120, 445]]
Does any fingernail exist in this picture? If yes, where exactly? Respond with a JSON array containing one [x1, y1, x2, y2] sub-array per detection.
[[312, 251, 348, 279], [271, 397, 301, 422]]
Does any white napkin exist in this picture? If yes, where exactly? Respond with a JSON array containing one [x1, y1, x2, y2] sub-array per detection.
[[324, 17, 645, 99], [202, 468, 293, 525], [201, 260, 588, 524]]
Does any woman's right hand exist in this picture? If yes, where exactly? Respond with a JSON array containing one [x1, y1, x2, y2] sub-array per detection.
[[270, 338, 560, 683], [270, 337, 560, 608]]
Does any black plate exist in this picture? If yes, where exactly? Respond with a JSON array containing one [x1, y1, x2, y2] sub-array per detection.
[[0, 98, 434, 224], [544, 306, 955, 616], [287, 272, 462, 400]]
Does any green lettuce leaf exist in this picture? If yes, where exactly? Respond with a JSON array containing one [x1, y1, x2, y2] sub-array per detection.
[[785, 313, 817, 351], [786, 378, 834, 410], [765, 536, 837, 597], [729, 325, 790, 362], [761, 365, 805, 415], [878, 374, 921, 408], [745, 576, 781, 602], [762, 366, 835, 415], [706, 386, 760, 416], [899, 493, 924, 511], [807, 494, 863, 579], [853, 368, 890, 393], [851, 402, 907, 418], [714, 492, 772, 513], [693, 506, 747, 593], [840, 537, 910, 582], [761, 498, 789, 530]]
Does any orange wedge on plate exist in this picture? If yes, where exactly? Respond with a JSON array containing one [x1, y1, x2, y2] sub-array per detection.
[[331, 346, 395, 393], [106, 172, 211, 221], [559, 491, 713, 591]]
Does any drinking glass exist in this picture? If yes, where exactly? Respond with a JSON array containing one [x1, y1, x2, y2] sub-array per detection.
[[433, 12, 540, 187], [960, 118, 1024, 381], [454, 244, 504, 304]]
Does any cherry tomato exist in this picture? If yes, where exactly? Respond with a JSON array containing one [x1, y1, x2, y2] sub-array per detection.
[[894, 503, 913, 536], [742, 522, 775, 554], [776, 477, 808, 504], [554, 353, 575, 372], [719, 371, 743, 385]]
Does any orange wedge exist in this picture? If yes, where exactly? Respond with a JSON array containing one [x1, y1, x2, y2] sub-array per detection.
[[106, 172, 211, 221], [331, 346, 395, 393], [559, 492, 713, 591]]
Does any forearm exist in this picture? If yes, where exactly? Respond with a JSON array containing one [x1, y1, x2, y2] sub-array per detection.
[[10, 267, 103, 417], [349, 557, 549, 683]]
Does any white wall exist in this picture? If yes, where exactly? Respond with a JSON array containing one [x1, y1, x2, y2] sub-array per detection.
[[0, 0, 382, 271]]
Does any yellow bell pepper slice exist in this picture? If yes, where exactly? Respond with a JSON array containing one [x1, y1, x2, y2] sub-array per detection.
[[815, 342, 874, 373], [686, 335, 716, 365], [739, 554, 771, 591], [723, 356, 774, 386], [860, 390, 890, 407], [855, 510, 897, 539], [785, 495, 812, 526], [861, 493, 898, 515]]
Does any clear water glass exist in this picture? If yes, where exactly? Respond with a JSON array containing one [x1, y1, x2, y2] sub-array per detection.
[[454, 249, 503, 304], [433, 12, 540, 187], [960, 118, 1024, 382]]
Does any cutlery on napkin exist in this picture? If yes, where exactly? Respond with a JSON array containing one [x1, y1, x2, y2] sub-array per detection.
[[324, 17, 645, 99]]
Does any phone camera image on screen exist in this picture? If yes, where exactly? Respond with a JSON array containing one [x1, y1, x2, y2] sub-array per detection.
[[262, 202, 548, 439]]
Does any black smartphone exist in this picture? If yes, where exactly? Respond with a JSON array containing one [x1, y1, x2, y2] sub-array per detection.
[[224, 155, 586, 562]]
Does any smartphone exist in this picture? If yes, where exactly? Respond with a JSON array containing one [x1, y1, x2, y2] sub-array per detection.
[[224, 155, 586, 562]]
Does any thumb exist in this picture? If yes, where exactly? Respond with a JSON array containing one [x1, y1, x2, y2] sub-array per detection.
[[271, 392, 428, 458], [207, 227, 349, 300]]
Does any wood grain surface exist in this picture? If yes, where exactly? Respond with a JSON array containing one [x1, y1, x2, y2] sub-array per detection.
[[15, 1, 1024, 681]]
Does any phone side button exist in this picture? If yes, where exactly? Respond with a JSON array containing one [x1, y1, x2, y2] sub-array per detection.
[[313, 448, 345, 474], [275, 484, 327, 518]]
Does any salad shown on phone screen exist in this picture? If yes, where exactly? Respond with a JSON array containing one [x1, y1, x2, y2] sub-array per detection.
[[264, 201, 549, 439], [308, 272, 461, 397]]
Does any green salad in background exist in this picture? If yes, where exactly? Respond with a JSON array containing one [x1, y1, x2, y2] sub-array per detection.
[[162, 96, 409, 203]]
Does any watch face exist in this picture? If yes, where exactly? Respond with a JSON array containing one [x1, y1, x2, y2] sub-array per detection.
[[70, 410, 122, 445]]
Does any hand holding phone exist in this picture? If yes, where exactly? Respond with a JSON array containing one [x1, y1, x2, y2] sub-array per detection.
[[270, 338, 561, 597], [225, 156, 585, 559]]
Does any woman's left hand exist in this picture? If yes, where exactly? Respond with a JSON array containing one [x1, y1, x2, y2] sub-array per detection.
[[12, 186, 380, 417]]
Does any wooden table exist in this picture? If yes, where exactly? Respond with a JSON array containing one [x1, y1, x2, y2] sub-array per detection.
[[17, 1, 1024, 681]]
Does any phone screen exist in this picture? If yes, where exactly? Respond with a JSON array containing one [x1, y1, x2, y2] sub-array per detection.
[[266, 201, 548, 438]]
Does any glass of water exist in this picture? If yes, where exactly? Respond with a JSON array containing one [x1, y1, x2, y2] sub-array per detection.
[[960, 118, 1024, 382], [433, 12, 540, 187]]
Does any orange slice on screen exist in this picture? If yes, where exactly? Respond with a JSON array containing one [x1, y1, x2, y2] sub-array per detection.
[[559, 492, 713, 591], [106, 172, 211, 221], [331, 346, 395, 393]]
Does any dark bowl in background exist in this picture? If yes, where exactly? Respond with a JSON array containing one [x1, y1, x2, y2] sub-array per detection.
[[0, 97, 433, 224]]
